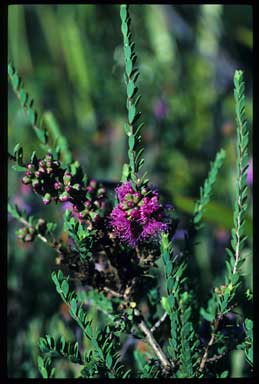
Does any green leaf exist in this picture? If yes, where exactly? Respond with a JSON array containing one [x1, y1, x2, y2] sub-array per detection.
[[127, 81, 135, 98], [128, 134, 135, 150], [57, 270, 64, 280], [11, 73, 20, 89], [60, 336, 66, 353], [20, 89, 28, 106], [105, 353, 113, 369], [123, 123, 130, 135], [245, 318, 253, 330], [70, 298, 77, 316], [200, 307, 214, 322], [40, 366, 48, 379], [35, 128, 47, 144], [161, 296, 171, 314], [128, 105, 136, 124], [13, 143, 21, 154], [246, 347, 253, 364], [61, 280, 69, 298], [12, 164, 27, 172], [47, 222, 57, 233], [126, 60, 133, 77], [120, 5, 128, 21], [28, 109, 37, 126], [220, 370, 229, 378], [121, 21, 128, 36], [8, 63, 15, 77], [124, 46, 131, 60]]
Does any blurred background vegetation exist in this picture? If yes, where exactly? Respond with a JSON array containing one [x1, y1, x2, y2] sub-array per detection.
[[8, 4, 253, 378]]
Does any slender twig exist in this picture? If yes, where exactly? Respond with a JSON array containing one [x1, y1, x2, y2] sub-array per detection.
[[150, 312, 168, 333], [198, 318, 220, 373], [206, 352, 226, 363], [103, 286, 173, 371], [134, 308, 174, 372], [103, 286, 124, 298]]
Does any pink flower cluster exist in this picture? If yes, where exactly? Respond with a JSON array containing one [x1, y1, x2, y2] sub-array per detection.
[[110, 181, 170, 247]]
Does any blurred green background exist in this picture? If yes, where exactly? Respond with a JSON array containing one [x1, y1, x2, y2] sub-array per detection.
[[8, 4, 253, 378]]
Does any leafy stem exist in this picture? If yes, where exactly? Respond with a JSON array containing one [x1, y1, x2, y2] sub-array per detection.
[[120, 5, 146, 188], [8, 62, 49, 150]]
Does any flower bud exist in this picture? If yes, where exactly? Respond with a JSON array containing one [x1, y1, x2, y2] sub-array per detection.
[[63, 172, 72, 185], [32, 179, 40, 189], [84, 200, 91, 208], [22, 176, 32, 185], [65, 185, 73, 193], [35, 171, 41, 178], [72, 183, 81, 190], [59, 192, 70, 202], [24, 233, 34, 242], [46, 153, 53, 161], [37, 219, 46, 233], [97, 187, 105, 196], [79, 210, 88, 219], [93, 214, 101, 223], [16, 228, 26, 238], [43, 193, 52, 205], [89, 179, 97, 188], [46, 167, 53, 174], [87, 185, 94, 193], [38, 167, 45, 173], [28, 227, 35, 235], [54, 181, 62, 190], [39, 160, 45, 167]]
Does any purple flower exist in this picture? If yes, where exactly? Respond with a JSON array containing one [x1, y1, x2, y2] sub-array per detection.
[[115, 181, 134, 201], [110, 181, 170, 247], [62, 201, 73, 211], [247, 158, 253, 186]]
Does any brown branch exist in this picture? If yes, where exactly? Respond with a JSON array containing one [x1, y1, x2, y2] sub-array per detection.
[[198, 318, 220, 373], [102, 287, 174, 372], [207, 352, 226, 364], [134, 308, 174, 372], [103, 286, 124, 298]]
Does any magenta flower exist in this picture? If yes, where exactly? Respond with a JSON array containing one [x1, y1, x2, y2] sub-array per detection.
[[110, 181, 170, 247]]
